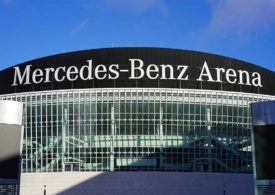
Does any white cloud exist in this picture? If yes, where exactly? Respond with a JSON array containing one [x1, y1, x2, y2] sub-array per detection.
[[206, 0, 275, 38], [2, 0, 13, 6], [70, 18, 89, 35], [103, 0, 168, 16]]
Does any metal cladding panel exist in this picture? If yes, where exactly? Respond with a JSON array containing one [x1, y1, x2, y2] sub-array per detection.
[[251, 101, 275, 126], [251, 101, 275, 180], [0, 124, 23, 179], [0, 47, 274, 95], [0, 101, 23, 181], [0, 101, 23, 125]]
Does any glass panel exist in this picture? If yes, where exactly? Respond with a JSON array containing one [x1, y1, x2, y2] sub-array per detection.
[[1, 89, 271, 173]]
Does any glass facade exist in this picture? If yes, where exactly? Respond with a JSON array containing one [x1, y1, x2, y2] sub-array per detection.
[[1, 88, 274, 173]]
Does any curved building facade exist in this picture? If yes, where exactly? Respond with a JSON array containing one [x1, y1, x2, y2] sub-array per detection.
[[0, 48, 274, 194]]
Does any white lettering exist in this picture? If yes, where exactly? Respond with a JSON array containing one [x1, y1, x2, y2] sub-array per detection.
[[146, 64, 159, 79], [44, 68, 55, 83], [79, 60, 93, 80], [32, 69, 44, 84], [129, 59, 144, 79], [12, 65, 32, 86], [215, 68, 225, 82], [238, 70, 251, 85], [225, 69, 237, 84], [10, 59, 263, 89], [177, 65, 189, 80], [252, 72, 263, 87], [160, 64, 175, 80], [66, 66, 79, 81], [108, 64, 119, 79], [54, 67, 66, 82], [197, 61, 214, 82], [95, 65, 107, 80]]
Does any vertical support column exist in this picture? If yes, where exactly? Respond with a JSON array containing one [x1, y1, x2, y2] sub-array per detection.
[[110, 106, 115, 171], [207, 107, 212, 172], [62, 108, 67, 172], [159, 106, 164, 169]]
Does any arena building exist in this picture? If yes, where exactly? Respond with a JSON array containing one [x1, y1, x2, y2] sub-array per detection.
[[0, 48, 274, 194]]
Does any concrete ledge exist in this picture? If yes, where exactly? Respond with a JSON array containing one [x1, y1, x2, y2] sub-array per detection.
[[20, 172, 254, 195]]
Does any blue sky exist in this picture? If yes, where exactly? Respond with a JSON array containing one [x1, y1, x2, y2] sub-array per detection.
[[1, 0, 275, 71]]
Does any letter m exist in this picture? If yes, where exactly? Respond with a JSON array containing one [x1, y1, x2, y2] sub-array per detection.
[[12, 65, 32, 86]]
